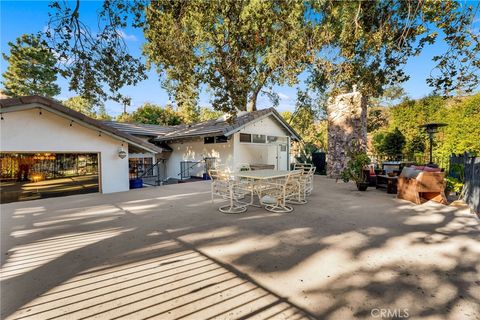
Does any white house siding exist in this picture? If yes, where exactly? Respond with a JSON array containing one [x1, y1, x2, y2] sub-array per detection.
[[233, 115, 291, 171], [165, 137, 234, 179], [0, 108, 129, 193]]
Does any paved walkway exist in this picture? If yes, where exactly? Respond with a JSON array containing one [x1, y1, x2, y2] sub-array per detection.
[[1, 177, 479, 319]]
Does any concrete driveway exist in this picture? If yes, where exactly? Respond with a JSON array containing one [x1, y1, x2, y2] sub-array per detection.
[[1, 177, 479, 320]]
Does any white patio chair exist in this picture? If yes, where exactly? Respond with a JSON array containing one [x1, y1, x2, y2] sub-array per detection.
[[292, 164, 315, 195], [294, 163, 313, 171], [259, 173, 300, 213], [305, 166, 316, 195], [209, 169, 248, 214], [286, 171, 308, 204]]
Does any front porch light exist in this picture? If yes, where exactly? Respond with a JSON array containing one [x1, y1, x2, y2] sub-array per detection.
[[118, 147, 127, 159]]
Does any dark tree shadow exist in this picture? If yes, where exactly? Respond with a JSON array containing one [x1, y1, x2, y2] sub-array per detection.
[[1, 178, 478, 319]]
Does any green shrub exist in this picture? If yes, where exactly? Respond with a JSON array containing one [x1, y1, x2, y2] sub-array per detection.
[[373, 127, 406, 160], [445, 176, 463, 194], [340, 149, 371, 183]]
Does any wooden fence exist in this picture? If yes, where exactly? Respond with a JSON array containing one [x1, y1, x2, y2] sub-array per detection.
[[449, 153, 479, 214]]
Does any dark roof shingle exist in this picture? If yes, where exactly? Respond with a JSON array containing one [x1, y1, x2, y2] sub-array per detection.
[[102, 108, 300, 142]]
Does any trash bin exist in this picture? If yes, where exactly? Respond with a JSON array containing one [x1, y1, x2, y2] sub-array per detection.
[[129, 178, 143, 189]]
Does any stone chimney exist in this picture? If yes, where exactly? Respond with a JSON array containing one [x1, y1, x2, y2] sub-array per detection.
[[326, 90, 367, 178]]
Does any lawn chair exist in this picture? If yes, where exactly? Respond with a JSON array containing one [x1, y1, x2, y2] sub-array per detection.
[[294, 163, 313, 171], [305, 166, 315, 195], [260, 173, 300, 213], [286, 171, 308, 205], [209, 169, 248, 213], [293, 164, 315, 196]]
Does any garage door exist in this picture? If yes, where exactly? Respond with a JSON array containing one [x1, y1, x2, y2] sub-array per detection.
[[0, 153, 99, 204]]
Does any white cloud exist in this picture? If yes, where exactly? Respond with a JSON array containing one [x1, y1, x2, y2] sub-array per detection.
[[116, 29, 138, 42], [278, 92, 290, 100]]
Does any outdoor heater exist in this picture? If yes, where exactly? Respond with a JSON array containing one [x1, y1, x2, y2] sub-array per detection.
[[420, 122, 447, 166]]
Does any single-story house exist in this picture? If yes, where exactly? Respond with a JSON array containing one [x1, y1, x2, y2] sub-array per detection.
[[0, 96, 300, 203]]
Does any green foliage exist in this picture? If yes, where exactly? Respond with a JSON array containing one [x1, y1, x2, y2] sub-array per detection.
[[434, 94, 480, 164], [308, 1, 479, 98], [46, 1, 146, 105], [405, 135, 426, 159], [119, 103, 182, 126], [282, 90, 327, 151], [367, 107, 389, 133], [370, 93, 480, 167], [137, 103, 181, 126], [294, 143, 318, 164], [449, 163, 465, 183], [371, 86, 408, 106], [375, 128, 406, 160], [340, 148, 371, 184], [63, 96, 111, 120], [2, 34, 60, 97], [199, 107, 223, 122], [177, 104, 200, 124], [445, 176, 463, 195], [44, 1, 479, 114], [143, 0, 309, 113]]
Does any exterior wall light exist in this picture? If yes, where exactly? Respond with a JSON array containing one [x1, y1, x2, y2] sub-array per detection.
[[118, 147, 127, 159]]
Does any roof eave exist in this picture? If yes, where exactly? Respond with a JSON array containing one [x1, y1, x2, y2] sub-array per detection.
[[223, 109, 301, 141], [0, 97, 162, 154]]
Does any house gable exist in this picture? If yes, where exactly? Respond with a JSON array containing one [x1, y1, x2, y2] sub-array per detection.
[[232, 113, 293, 137], [0, 96, 162, 154]]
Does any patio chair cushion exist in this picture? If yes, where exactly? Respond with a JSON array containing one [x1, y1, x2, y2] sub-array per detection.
[[413, 165, 425, 170], [261, 195, 277, 204], [423, 166, 442, 172], [400, 167, 422, 179]]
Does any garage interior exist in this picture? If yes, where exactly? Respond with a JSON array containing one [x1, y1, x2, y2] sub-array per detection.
[[0, 153, 99, 204]]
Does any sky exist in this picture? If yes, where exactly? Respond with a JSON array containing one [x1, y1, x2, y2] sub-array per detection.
[[1, 1, 479, 117]]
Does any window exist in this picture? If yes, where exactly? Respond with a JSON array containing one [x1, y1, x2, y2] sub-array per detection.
[[240, 134, 285, 144], [240, 133, 251, 143], [215, 136, 228, 143], [267, 136, 278, 143], [204, 137, 215, 144], [252, 134, 266, 143], [204, 136, 227, 144]]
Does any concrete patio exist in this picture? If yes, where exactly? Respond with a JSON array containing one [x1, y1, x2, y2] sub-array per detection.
[[1, 176, 479, 320]]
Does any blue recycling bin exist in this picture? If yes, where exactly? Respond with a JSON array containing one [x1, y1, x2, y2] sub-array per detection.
[[129, 178, 143, 189]]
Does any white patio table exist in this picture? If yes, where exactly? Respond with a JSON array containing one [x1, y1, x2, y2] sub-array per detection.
[[230, 169, 302, 207], [233, 169, 301, 180]]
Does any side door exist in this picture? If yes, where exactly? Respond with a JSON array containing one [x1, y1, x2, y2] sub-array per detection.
[[277, 144, 288, 170]]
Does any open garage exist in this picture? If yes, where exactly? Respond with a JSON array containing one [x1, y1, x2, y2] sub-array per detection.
[[0, 96, 163, 203]]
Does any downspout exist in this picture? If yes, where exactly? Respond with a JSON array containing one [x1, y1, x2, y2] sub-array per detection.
[[287, 136, 291, 170]]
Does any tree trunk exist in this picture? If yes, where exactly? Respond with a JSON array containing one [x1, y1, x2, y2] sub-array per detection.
[[247, 88, 260, 112]]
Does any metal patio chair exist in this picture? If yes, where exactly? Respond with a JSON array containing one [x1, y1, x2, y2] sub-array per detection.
[[209, 169, 248, 214], [259, 173, 300, 213]]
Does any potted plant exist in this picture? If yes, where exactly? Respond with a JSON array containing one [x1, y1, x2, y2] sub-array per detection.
[[340, 149, 371, 191]]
